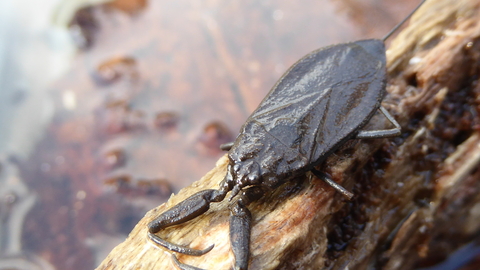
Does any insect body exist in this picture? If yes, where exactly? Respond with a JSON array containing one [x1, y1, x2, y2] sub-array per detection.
[[148, 1, 426, 269], [227, 40, 386, 197]]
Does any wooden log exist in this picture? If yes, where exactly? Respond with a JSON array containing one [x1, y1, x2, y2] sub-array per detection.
[[96, 0, 480, 269]]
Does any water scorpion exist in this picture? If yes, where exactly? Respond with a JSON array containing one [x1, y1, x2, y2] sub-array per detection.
[[148, 1, 427, 269]]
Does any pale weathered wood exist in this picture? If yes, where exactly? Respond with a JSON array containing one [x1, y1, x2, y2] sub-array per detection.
[[97, 0, 480, 269]]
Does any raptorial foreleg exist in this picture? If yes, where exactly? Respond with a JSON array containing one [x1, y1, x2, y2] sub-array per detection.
[[148, 186, 229, 255], [229, 187, 264, 270]]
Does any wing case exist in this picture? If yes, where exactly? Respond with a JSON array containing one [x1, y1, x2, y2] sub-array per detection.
[[229, 39, 387, 183]]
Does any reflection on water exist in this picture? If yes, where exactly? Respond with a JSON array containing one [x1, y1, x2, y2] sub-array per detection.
[[0, 0, 478, 269], [0, 0, 74, 269], [0, 158, 53, 270]]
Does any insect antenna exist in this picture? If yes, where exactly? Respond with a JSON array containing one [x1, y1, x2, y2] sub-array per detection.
[[382, 0, 427, 42]]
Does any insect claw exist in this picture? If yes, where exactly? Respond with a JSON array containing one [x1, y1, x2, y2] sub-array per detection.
[[148, 232, 214, 256], [171, 253, 206, 270]]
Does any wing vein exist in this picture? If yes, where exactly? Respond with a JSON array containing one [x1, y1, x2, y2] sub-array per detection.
[[251, 119, 291, 150], [309, 90, 331, 163]]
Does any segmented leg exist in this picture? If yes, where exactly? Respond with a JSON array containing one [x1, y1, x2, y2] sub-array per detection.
[[356, 106, 401, 139], [316, 106, 400, 199], [220, 142, 234, 151], [148, 183, 230, 256], [311, 169, 354, 200], [229, 187, 264, 270], [148, 232, 213, 256]]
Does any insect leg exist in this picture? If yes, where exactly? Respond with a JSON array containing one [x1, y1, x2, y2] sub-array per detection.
[[220, 142, 234, 151], [311, 169, 354, 200], [230, 187, 264, 270], [356, 106, 401, 139], [148, 184, 229, 255]]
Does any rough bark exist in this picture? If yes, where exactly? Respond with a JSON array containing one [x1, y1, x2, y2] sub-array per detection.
[[97, 0, 480, 269]]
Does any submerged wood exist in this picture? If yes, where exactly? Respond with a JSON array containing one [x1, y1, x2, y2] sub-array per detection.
[[97, 0, 480, 269]]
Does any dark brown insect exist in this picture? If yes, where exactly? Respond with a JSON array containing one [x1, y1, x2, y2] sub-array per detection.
[[148, 1, 426, 269]]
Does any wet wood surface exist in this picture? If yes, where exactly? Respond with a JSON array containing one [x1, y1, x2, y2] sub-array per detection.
[[97, 0, 480, 269]]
